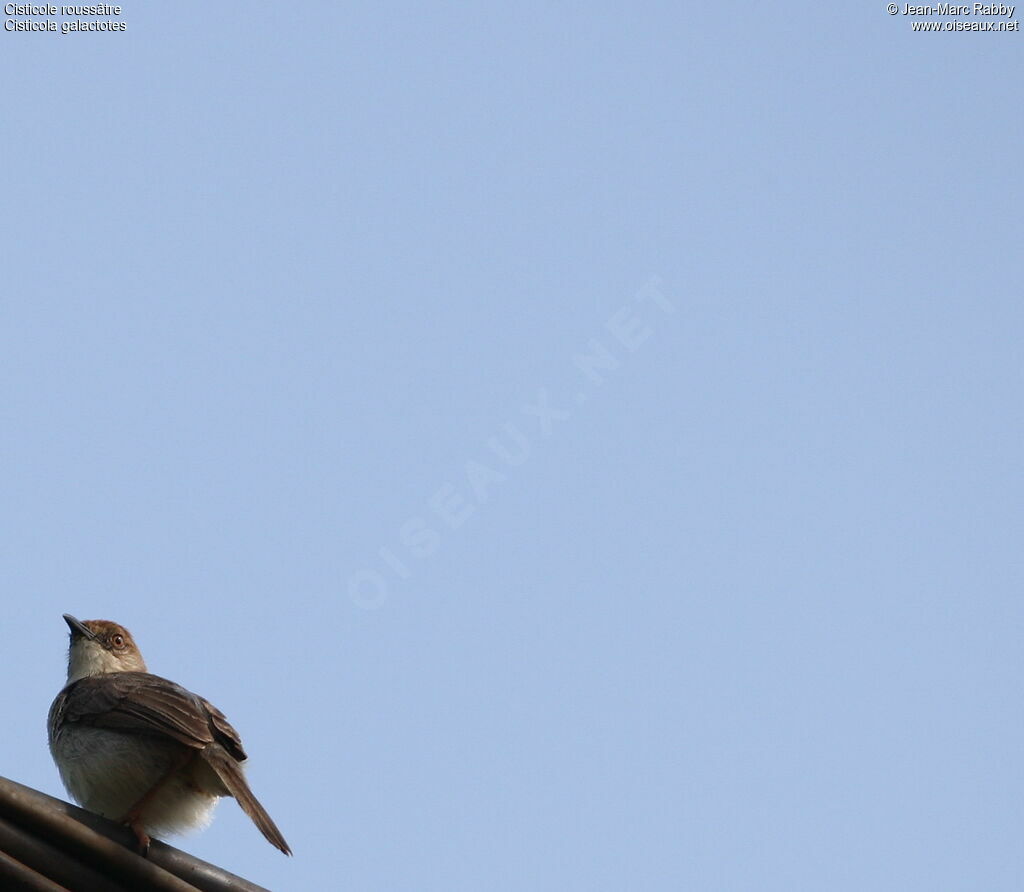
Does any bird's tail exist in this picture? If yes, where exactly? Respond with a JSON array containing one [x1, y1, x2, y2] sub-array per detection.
[[206, 747, 292, 855]]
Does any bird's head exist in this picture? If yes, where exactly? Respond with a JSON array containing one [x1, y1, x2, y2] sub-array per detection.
[[62, 614, 148, 683]]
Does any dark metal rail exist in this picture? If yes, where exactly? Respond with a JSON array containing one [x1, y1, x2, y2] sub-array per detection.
[[0, 776, 272, 892]]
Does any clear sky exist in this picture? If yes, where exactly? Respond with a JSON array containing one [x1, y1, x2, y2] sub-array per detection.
[[2, 3, 1021, 890]]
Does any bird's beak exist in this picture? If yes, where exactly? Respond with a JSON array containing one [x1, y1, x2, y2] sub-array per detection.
[[63, 614, 96, 640]]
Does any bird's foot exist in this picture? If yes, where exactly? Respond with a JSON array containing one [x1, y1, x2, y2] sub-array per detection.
[[119, 809, 151, 856], [127, 821, 151, 856]]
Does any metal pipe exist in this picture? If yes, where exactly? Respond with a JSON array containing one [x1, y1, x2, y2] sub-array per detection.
[[0, 814, 126, 892], [0, 776, 200, 892], [0, 848, 71, 892], [0, 777, 273, 892]]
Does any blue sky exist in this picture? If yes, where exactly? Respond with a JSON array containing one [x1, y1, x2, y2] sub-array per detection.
[[2, 3, 1022, 890]]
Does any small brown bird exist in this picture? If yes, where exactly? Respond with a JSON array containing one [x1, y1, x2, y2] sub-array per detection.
[[48, 614, 291, 855]]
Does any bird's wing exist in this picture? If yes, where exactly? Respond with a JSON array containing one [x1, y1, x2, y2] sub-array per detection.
[[200, 696, 248, 761], [56, 672, 247, 760]]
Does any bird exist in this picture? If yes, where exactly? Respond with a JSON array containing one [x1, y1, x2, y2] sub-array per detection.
[[48, 614, 291, 855]]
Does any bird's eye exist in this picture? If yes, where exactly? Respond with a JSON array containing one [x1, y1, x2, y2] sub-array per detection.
[[111, 634, 125, 648]]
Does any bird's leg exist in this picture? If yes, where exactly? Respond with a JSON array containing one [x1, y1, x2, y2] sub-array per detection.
[[128, 822, 151, 856], [119, 749, 197, 856]]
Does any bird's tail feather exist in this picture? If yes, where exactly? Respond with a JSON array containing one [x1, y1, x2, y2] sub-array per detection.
[[206, 748, 292, 855]]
